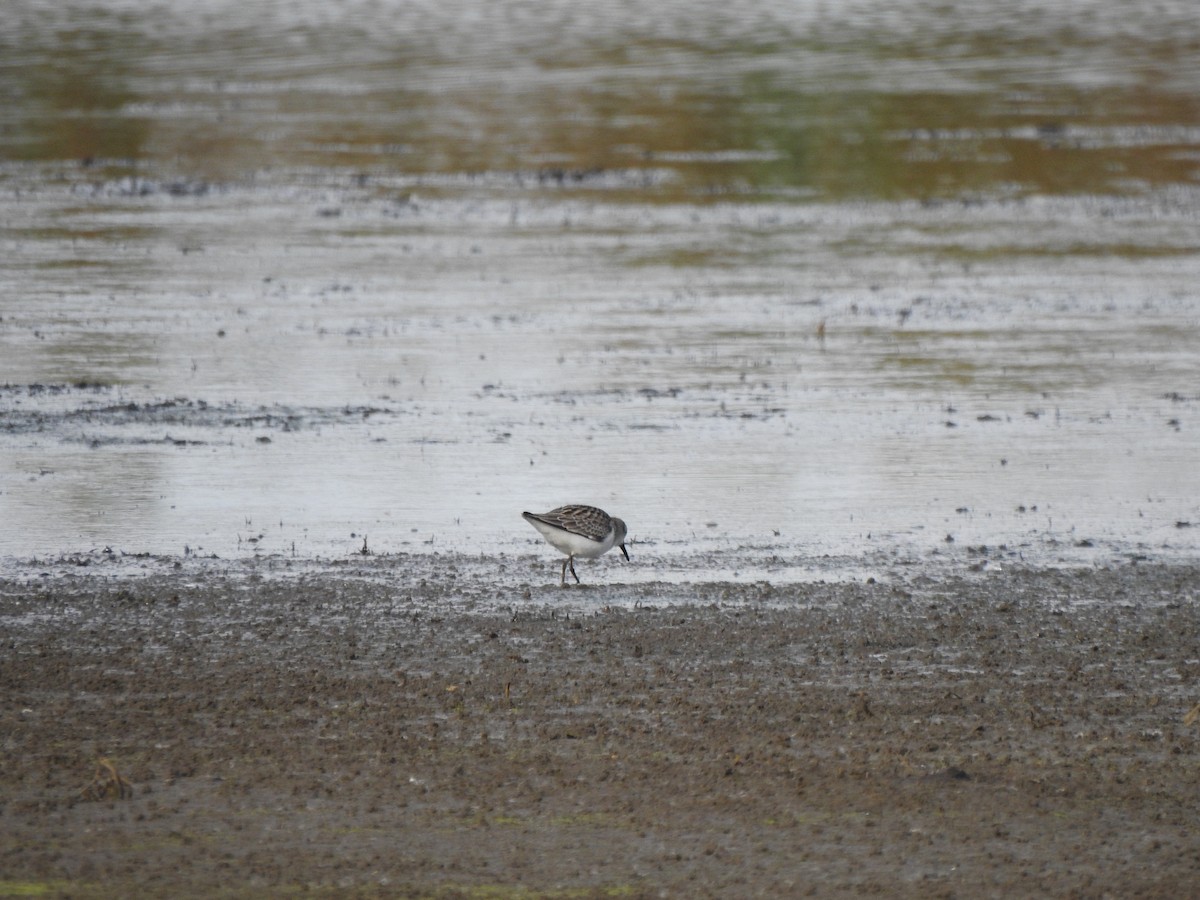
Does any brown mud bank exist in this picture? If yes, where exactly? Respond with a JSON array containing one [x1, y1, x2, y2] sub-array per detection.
[[1, 556, 1198, 897]]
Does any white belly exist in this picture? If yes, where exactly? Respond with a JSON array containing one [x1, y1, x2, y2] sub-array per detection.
[[529, 519, 614, 558]]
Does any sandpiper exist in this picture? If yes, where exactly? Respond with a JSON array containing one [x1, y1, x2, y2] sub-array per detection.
[[522, 505, 629, 586]]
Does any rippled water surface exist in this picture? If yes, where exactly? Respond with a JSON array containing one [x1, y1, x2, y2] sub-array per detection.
[[2, 1, 1199, 569]]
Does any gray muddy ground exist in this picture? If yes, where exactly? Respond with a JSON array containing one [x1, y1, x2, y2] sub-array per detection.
[[2, 554, 1198, 897]]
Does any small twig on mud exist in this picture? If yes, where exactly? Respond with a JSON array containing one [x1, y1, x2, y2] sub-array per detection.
[[80, 757, 133, 801], [1184, 702, 1200, 727]]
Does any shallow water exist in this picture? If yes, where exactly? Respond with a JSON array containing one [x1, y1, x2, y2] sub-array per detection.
[[2, 1, 1199, 569]]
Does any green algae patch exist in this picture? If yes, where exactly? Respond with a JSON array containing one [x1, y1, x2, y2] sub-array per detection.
[[0, 883, 78, 898]]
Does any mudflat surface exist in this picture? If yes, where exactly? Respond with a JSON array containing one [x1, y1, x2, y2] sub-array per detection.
[[4, 4, 1200, 896], [2, 555, 1198, 897]]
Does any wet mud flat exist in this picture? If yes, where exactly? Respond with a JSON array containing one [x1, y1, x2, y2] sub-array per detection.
[[1, 556, 1198, 897]]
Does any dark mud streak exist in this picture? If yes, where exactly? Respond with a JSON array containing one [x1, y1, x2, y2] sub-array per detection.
[[1, 558, 1197, 896], [0, 385, 405, 441]]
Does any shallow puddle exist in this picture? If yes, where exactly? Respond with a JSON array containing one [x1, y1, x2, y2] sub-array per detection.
[[2, 1, 1198, 569]]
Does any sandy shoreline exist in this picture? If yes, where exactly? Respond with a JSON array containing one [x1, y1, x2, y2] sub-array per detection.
[[1, 555, 1197, 897]]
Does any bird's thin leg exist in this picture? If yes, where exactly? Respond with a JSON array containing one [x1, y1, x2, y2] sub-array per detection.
[[560, 557, 568, 586], [569, 556, 580, 584]]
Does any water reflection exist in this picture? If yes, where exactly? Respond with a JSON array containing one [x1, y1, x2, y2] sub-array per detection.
[[9, 445, 168, 550], [3, 1, 1198, 198]]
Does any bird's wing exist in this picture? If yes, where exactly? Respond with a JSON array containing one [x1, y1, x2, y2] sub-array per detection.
[[526, 505, 610, 542]]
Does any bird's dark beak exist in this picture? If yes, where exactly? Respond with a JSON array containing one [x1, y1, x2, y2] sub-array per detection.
[[620, 543, 630, 561]]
